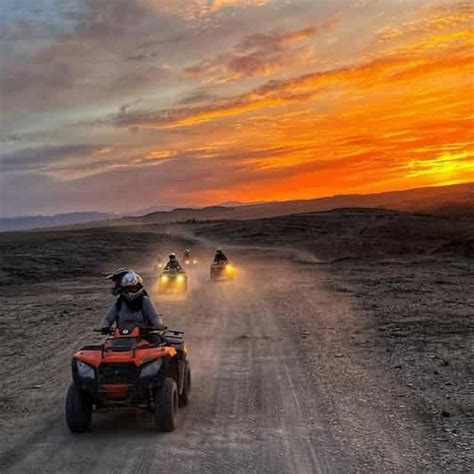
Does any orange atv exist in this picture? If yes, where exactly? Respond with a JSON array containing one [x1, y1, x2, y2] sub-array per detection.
[[65, 326, 191, 433]]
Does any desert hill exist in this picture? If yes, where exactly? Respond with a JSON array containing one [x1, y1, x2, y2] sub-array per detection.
[[65, 182, 473, 231]]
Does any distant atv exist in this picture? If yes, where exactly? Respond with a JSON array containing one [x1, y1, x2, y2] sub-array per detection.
[[183, 251, 198, 266], [210, 261, 235, 282], [158, 268, 188, 294], [65, 326, 191, 433]]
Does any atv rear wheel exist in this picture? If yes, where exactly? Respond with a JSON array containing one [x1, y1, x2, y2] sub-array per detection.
[[155, 377, 178, 432], [179, 364, 191, 407], [65, 383, 92, 433]]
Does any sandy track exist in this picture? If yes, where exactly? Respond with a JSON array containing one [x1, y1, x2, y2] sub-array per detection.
[[0, 249, 438, 473]]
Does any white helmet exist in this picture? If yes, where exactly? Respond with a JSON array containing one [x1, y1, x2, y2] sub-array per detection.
[[119, 270, 144, 301]]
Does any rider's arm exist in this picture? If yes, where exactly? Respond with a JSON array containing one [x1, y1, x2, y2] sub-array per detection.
[[143, 297, 165, 330], [101, 301, 118, 329]]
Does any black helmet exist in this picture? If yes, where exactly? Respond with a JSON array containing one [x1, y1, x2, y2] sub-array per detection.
[[105, 267, 130, 283], [169, 253, 177, 261]]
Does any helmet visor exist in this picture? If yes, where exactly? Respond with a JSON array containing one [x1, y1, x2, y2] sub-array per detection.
[[122, 284, 142, 295]]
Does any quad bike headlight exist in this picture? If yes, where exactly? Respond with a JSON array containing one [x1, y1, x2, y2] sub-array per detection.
[[140, 359, 163, 378], [76, 360, 95, 380], [161, 275, 169, 282], [177, 275, 184, 283]]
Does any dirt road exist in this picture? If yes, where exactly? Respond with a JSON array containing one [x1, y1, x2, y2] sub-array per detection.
[[0, 245, 448, 473]]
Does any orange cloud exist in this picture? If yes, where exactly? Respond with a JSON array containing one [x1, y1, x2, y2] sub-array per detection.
[[376, 2, 473, 43], [125, 33, 471, 133], [139, 0, 270, 20], [184, 25, 320, 83], [170, 29, 473, 201], [406, 151, 474, 185], [41, 1, 474, 206]]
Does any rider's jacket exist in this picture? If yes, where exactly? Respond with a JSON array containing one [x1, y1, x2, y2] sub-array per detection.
[[213, 253, 228, 264], [164, 260, 182, 271], [101, 295, 164, 331]]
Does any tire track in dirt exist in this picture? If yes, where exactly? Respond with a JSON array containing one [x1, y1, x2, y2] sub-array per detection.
[[142, 267, 339, 473]]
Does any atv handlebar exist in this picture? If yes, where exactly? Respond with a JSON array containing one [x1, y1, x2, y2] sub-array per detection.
[[93, 325, 168, 335], [93, 328, 112, 335]]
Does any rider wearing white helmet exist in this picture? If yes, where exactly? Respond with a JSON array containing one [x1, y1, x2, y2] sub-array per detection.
[[164, 253, 183, 271], [101, 268, 164, 333]]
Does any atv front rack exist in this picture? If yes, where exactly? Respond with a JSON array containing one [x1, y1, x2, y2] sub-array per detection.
[[80, 329, 186, 356]]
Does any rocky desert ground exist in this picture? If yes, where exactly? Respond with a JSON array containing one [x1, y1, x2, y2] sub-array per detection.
[[0, 208, 472, 472]]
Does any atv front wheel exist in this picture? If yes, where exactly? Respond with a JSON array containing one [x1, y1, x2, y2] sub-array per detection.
[[179, 365, 191, 407], [155, 378, 178, 432], [65, 383, 92, 433]]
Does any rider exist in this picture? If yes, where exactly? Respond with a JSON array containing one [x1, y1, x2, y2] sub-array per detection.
[[213, 248, 229, 264], [183, 249, 191, 261], [101, 268, 164, 333], [164, 253, 183, 271]]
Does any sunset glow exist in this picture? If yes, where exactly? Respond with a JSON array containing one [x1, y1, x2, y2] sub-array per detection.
[[1, 0, 473, 216]]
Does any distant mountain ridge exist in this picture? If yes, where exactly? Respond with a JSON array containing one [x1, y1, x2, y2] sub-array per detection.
[[121, 182, 473, 226], [0, 212, 111, 232], [127, 200, 267, 216], [5, 182, 473, 232]]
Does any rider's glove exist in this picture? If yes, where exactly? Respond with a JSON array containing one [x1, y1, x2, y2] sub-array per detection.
[[101, 327, 111, 335]]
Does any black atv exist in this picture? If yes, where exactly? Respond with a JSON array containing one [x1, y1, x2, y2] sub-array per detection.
[[158, 268, 188, 294], [210, 261, 235, 281]]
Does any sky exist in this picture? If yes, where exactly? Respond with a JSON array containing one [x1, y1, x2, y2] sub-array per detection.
[[0, 0, 473, 217]]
